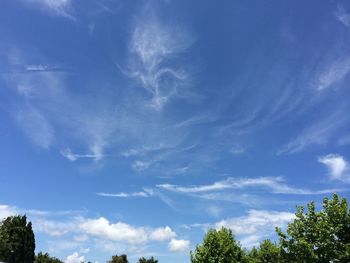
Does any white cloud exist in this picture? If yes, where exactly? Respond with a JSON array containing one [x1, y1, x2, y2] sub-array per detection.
[[149, 226, 176, 241], [125, 9, 193, 110], [335, 5, 350, 28], [230, 146, 246, 155], [157, 176, 337, 195], [215, 210, 295, 247], [132, 160, 153, 172], [278, 110, 348, 154], [317, 56, 350, 91], [33, 218, 76, 237], [65, 252, 84, 263], [80, 217, 148, 244], [5, 53, 119, 161], [21, 0, 74, 19], [205, 206, 221, 217], [318, 154, 349, 181], [216, 210, 294, 235], [16, 106, 54, 149], [96, 191, 151, 198], [0, 205, 18, 220], [60, 148, 103, 162], [168, 238, 190, 252], [25, 64, 62, 72]]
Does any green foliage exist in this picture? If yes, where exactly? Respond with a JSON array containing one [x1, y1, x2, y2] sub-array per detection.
[[276, 193, 350, 263], [191, 227, 244, 263], [35, 252, 63, 263], [0, 215, 35, 263], [108, 254, 129, 263], [246, 240, 281, 263], [138, 256, 158, 263]]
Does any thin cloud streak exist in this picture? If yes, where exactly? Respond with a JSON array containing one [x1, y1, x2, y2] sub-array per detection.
[[317, 56, 350, 91], [157, 176, 339, 195], [61, 148, 104, 162], [278, 108, 349, 154], [96, 191, 151, 198]]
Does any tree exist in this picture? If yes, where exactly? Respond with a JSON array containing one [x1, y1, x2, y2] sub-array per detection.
[[35, 252, 63, 263], [0, 215, 35, 263], [108, 254, 128, 263], [276, 193, 350, 263], [191, 227, 244, 263], [246, 240, 280, 263], [138, 256, 158, 263]]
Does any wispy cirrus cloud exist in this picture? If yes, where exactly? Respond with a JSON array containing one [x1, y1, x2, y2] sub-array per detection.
[[317, 56, 350, 91], [20, 0, 75, 19], [15, 105, 54, 149], [335, 5, 350, 28], [96, 191, 152, 198], [124, 7, 194, 110], [278, 108, 349, 154], [157, 176, 338, 195], [3, 50, 121, 161], [60, 148, 104, 162]]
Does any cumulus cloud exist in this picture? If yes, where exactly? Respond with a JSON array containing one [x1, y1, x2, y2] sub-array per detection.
[[215, 210, 295, 247], [80, 217, 148, 244], [132, 160, 153, 172], [318, 154, 349, 181], [168, 238, 190, 252], [65, 252, 84, 263], [0, 205, 18, 220], [0, 202, 185, 256], [149, 226, 176, 241]]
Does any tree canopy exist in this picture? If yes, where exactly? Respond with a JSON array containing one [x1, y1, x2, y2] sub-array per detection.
[[191, 227, 244, 263], [34, 252, 63, 263], [246, 240, 281, 263], [138, 256, 158, 263], [0, 194, 349, 263], [108, 254, 129, 263], [0, 215, 35, 263], [276, 193, 350, 263]]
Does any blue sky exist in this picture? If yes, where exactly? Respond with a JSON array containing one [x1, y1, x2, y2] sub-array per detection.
[[1, 0, 350, 262]]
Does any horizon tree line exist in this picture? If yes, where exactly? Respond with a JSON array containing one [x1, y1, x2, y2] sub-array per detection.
[[1, 194, 349, 262]]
